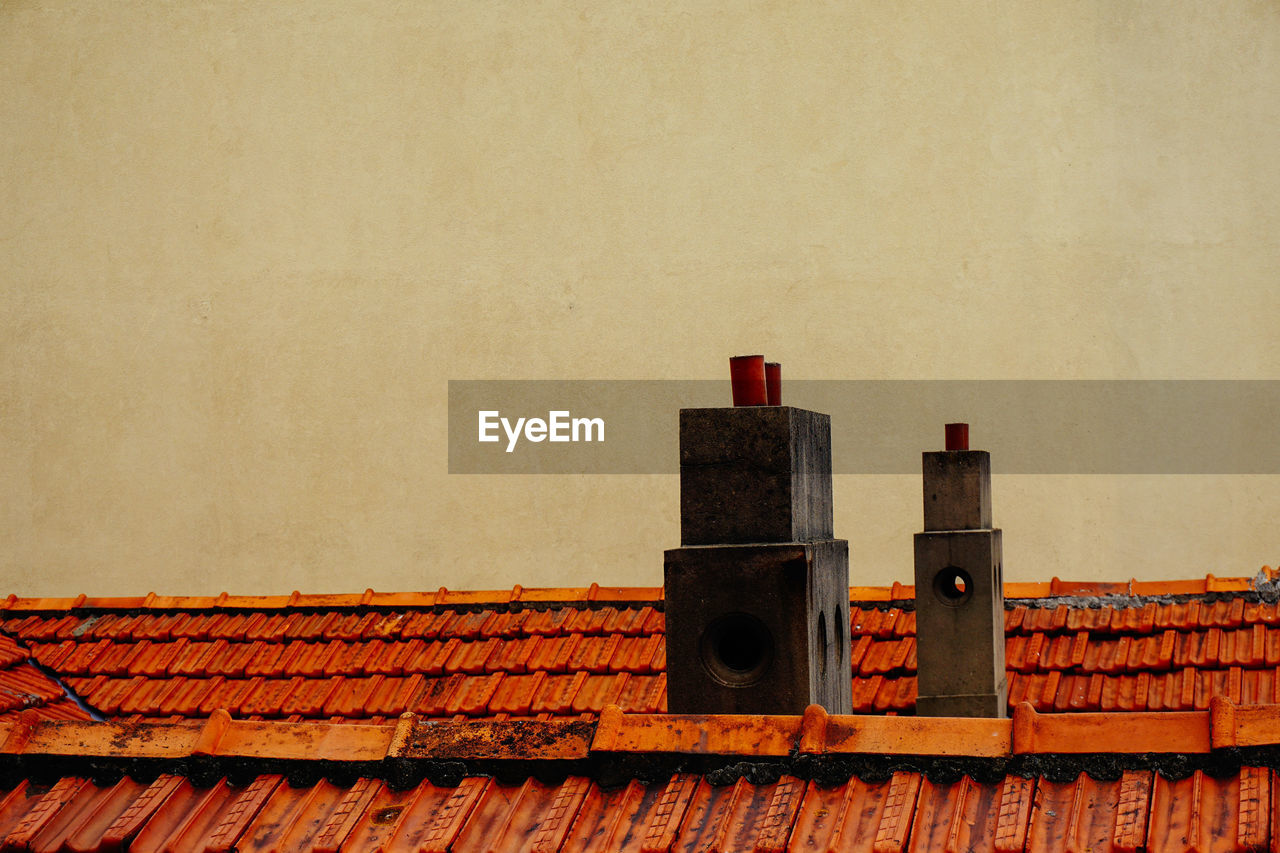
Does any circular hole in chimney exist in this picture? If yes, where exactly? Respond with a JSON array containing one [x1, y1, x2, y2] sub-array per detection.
[[700, 612, 773, 687], [933, 566, 973, 606]]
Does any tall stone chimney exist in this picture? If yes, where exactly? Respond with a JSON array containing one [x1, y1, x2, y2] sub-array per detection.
[[913, 423, 1008, 717], [664, 358, 852, 715]]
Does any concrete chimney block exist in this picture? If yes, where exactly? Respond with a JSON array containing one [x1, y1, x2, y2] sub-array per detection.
[[665, 403, 850, 715], [913, 531, 1007, 716], [922, 450, 992, 532], [914, 440, 1007, 718], [665, 540, 852, 715], [679, 407, 833, 546]]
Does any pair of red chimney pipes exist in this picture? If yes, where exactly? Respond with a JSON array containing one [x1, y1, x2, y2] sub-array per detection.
[[728, 355, 782, 407], [727, 355, 970, 451]]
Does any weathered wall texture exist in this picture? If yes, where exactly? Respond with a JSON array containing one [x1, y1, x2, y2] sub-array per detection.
[[3, 2, 1279, 596]]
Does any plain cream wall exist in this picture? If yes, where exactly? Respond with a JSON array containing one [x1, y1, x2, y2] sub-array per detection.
[[3, 2, 1279, 596]]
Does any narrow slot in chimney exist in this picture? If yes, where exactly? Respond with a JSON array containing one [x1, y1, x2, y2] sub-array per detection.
[[664, 357, 852, 714], [913, 423, 1008, 717]]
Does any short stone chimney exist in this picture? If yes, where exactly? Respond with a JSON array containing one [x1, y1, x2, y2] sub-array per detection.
[[664, 357, 852, 715], [913, 423, 1008, 717]]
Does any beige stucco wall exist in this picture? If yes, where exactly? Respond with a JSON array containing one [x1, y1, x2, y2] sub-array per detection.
[[3, 2, 1279, 597]]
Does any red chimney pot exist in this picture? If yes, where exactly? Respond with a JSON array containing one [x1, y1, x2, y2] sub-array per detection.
[[729, 355, 767, 406], [945, 423, 969, 451], [765, 363, 782, 406]]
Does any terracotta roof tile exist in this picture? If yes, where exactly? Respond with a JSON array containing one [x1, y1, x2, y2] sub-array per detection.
[[3, 697, 1280, 849], [10, 579, 1280, 725]]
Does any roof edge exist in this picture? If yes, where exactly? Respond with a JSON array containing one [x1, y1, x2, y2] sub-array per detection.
[[2, 567, 1275, 612], [0, 698, 1272, 765]]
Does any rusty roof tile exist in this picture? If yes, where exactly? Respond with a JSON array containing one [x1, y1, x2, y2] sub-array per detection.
[[533, 672, 589, 716], [436, 610, 490, 642], [523, 634, 579, 675], [570, 674, 629, 716], [522, 607, 576, 637], [565, 607, 612, 636], [608, 634, 662, 675], [476, 609, 524, 639], [30, 639, 74, 671], [368, 675, 426, 717], [489, 672, 546, 716], [857, 640, 897, 677], [242, 641, 288, 678], [372, 638, 424, 676], [446, 637, 500, 675], [641, 607, 665, 636], [567, 634, 621, 674], [411, 638, 460, 676], [344, 639, 387, 676], [615, 673, 665, 715], [0, 636, 25, 672], [604, 605, 656, 637], [1026, 772, 1142, 853], [482, 636, 537, 676], [323, 640, 371, 678], [282, 640, 327, 679], [445, 673, 503, 717], [157, 676, 212, 712], [411, 674, 465, 718], [395, 610, 440, 640]]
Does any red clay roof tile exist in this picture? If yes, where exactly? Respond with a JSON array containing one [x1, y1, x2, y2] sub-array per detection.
[[8, 698, 1280, 850], [13, 580, 1280, 726]]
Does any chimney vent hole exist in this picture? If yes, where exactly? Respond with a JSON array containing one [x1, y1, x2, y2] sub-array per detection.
[[818, 610, 829, 677], [700, 612, 774, 686], [933, 566, 973, 606], [836, 606, 846, 664]]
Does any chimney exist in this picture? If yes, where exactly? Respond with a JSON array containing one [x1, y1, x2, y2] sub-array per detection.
[[664, 358, 852, 714], [913, 423, 1008, 717]]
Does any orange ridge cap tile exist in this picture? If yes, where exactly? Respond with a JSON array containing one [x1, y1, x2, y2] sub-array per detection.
[[1207, 574, 1251, 592], [192, 708, 233, 755], [591, 587, 663, 602], [1210, 695, 1280, 749], [432, 587, 516, 606], [6, 702, 1280, 763], [1004, 582, 1052, 599], [386, 712, 418, 756], [1049, 578, 1134, 597], [367, 592, 438, 608], [1011, 702, 1211, 754], [824, 713, 1011, 757], [400, 717, 594, 760], [847, 586, 894, 602], [797, 705, 829, 754], [510, 587, 597, 603], [29, 719, 201, 758], [218, 719, 392, 761], [217, 594, 294, 609], [1130, 579, 1210, 596], [592, 705, 802, 756]]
